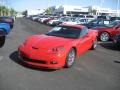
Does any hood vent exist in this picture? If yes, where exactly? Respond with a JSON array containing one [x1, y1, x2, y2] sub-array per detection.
[[32, 46, 39, 49]]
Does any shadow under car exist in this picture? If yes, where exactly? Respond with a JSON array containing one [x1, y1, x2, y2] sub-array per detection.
[[9, 51, 57, 72]]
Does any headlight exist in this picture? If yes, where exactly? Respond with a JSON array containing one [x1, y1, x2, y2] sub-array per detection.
[[48, 46, 64, 54]]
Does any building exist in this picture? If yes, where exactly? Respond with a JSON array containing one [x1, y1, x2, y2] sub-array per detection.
[[53, 5, 89, 15], [27, 9, 44, 16], [53, 5, 118, 16], [91, 6, 117, 16]]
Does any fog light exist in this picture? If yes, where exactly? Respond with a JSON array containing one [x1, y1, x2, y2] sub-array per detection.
[[50, 61, 58, 64]]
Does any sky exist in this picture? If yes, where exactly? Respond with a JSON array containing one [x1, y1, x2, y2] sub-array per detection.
[[4, 0, 119, 11]]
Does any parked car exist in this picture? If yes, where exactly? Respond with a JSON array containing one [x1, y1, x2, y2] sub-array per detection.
[[0, 23, 11, 47], [0, 16, 14, 29], [62, 18, 89, 25], [86, 15, 94, 18], [97, 16, 107, 19], [85, 15, 94, 22], [83, 19, 111, 29], [48, 17, 70, 26], [38, 17, 49, 23], [31, 15, 39, 21], [18, 24, 98, 69], [113, 34, 120, 45], [47, 18, 60, 26], [110, 17, 120, 22], [0, 29, 6, 47], [93, 20, 120, 41], [62, 19, 78, 25], [43, 18, 53, 24], [0, 23, 11, 34]]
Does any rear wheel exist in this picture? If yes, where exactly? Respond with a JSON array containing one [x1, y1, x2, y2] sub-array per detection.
[[0, 36, 5, 47], [65, 48, 76, 68]]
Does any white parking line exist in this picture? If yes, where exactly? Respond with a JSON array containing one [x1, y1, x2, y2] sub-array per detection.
[[0, 56, 3, 62]]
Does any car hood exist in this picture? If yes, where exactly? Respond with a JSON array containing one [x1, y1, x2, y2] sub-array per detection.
[[26, 34, 74, 49]]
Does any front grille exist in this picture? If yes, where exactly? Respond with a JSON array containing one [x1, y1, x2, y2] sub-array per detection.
[[22, 56, 47, 64]]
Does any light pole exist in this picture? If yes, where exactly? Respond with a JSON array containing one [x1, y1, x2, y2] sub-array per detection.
[[100, 0, 105, 8], [117, 0, 120, 16]]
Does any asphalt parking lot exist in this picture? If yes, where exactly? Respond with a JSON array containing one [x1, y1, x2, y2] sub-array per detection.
[[0, 18, 120, 90]]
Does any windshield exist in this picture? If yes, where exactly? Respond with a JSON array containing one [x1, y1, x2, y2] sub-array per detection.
[[87, 19, 98, 24], [105, 21, 119, 27], [86, 16, 94, 18], [45, 26, 81, 39]]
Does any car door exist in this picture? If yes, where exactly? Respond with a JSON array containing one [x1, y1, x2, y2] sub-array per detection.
[[76, 28, 92, 55]]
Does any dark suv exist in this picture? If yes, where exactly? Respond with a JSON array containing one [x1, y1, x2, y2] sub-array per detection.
[[82, 19, 111, 29], [110, 17, 120, 22]]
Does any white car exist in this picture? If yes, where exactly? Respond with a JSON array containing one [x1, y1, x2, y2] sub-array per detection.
[[62, 18, 89, 25], [38, 17, 48, 23], [48, 19, 59, 25]]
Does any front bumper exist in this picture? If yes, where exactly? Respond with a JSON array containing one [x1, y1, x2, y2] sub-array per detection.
[[18, 45, 66, 69]]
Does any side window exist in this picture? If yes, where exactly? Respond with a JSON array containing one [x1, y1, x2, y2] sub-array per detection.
[[103, 20, 110, 25], [98, 20, 103, 25], [80, 28, 89, 37], [90, 20, 98, 25]]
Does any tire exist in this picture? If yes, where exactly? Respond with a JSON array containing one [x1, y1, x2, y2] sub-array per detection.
[[64, 48, 76, 68], [10, 25, 13, 29], [100, 32, 110, 41], [0, 36, 5, 47], [90, 38, 97, 50]]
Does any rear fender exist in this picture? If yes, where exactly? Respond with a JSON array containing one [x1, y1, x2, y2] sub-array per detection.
[[0, 23, 11, 34]]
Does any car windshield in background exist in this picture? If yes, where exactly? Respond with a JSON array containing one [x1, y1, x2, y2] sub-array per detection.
[[88, 19, 98, 24], [105, 21, 119, 27], [46, 26, 81, 39], [86, 16, 94, 18]]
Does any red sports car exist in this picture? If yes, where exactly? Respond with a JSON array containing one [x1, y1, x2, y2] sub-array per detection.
[[18, 24, 98, 69], [93, 20, 120, 41]]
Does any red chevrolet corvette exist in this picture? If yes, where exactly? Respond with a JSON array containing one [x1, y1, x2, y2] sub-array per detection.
[[93, 20, 120, 41], [18, 24, 98, 69]]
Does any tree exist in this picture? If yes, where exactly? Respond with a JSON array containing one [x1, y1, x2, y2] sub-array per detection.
[[10, 8, 16, 16], [44, 6, 55, 14], [0, 6, 16, 16], [88, 6, 97, 15], [1, 6, 6, 16], [92, 9, 97, 15], [0, 6, 2, 16], [88, 6, 92, 15], [5, 8, 9, 16]]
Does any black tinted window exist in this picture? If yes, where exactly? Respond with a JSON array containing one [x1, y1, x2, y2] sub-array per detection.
[[46, 26, 81, 39], [80, 28, 89, 37]]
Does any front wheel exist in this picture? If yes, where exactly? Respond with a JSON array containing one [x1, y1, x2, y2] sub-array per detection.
[[90, 38, 97, 50], [0, 36, 5, 47], [100, 32, 110, 41], [64, 48, 76, 68]]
